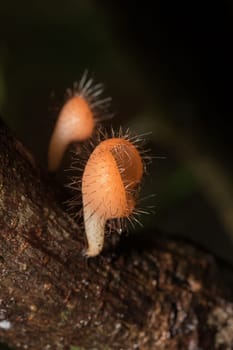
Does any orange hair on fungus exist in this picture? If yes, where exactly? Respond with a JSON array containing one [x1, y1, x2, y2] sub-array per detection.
[[81, 130, 146, 257], [48, 70, 112, 172]]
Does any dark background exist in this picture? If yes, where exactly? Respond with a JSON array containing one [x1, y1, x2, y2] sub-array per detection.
[[0, 0, 233, 264]]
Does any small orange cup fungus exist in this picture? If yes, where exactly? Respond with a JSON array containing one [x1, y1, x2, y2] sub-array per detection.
[[48, 71, 112, 172]]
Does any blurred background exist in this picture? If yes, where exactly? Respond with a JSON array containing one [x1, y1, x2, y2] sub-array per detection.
[[0, 0, 233, 264]]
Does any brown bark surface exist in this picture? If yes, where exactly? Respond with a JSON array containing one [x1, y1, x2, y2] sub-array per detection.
[[0, 119, 233, 350]]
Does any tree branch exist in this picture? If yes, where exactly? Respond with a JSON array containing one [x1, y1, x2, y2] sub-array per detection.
[[0, 119, 233, 350]]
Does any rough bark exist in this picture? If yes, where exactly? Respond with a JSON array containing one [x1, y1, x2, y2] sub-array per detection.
[[0, 119, 233, 350]]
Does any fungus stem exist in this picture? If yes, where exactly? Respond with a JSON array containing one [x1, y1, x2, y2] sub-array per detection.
[[83, 207, 105, 257]]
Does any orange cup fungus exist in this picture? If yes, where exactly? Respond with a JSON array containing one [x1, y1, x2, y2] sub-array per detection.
[[48, 95, 95, 172], [48, 71, 111, 172], [82, 137, 144, 257]]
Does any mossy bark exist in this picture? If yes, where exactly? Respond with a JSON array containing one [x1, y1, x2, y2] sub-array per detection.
[[0, 119, 233, 350]]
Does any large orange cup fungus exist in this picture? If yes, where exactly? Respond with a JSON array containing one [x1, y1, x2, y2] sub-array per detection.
[[82, 137, 143, 257]]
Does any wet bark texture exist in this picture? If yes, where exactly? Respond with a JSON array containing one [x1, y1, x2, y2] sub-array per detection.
[[0, 119, 233, 350]]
